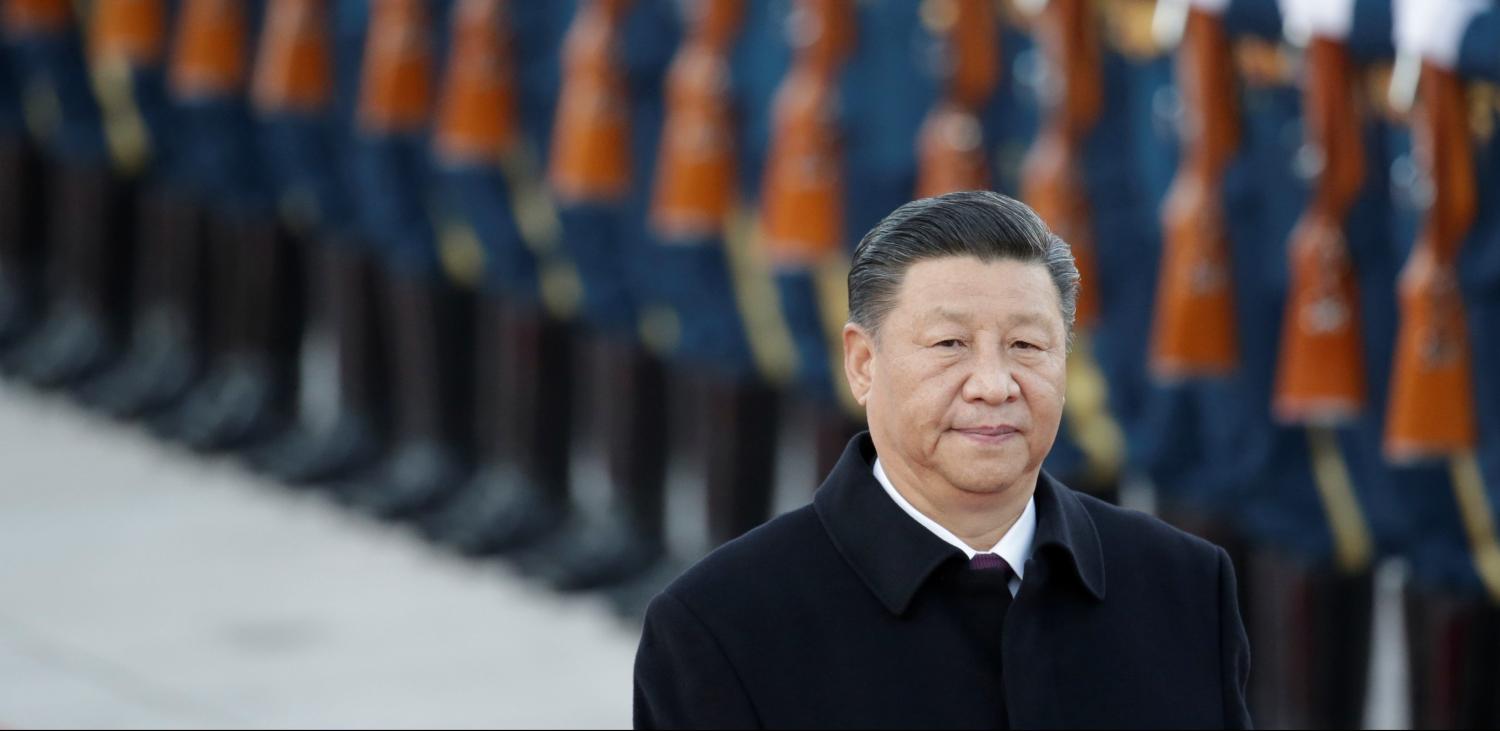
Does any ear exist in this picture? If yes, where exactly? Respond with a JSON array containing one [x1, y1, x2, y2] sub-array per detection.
[[843, 322, 875, 407]]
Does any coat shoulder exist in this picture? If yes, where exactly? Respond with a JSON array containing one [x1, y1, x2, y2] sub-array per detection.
[[658, 504, 831, 611], [1073, 491, 1228, 573]]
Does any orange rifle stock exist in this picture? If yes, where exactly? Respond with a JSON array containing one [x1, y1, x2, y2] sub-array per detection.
[[1385, 62, 1478, 461], [916, 0, 1000, 198], [650, 0, 745, 240], [758, 0, 855, 267], [356, 0, 433, 137], [90, 0, 165, 67], [549, 0, 634, 204], [1273, 35, 1368, 423], [253, 0, 333, 117], [169, 0, 249, 102], [433, 0, 519, 167], [1020, 0, 1102, 328], [1, 0, 70, 38], [1150, 5, 1240, 379]]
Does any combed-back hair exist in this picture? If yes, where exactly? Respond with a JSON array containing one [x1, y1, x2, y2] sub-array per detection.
[[847, 190, 1080, 345]]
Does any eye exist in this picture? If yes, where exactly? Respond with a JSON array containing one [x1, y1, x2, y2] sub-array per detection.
[[1012, 340, 1039, 351], [934, 339, 965, 349]]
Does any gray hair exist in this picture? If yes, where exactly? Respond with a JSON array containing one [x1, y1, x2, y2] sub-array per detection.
[[847, 191, 1080, 345]]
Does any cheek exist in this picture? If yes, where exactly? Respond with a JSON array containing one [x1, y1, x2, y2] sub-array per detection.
[[892, 359, 966, 421], [1016, 360, 1068, 420], [874, 358, 966, 456]]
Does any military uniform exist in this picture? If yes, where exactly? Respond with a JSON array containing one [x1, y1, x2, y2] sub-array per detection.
[[415, 0, 578, 558], [643, 0, 778, 552], [72, 0, 202, 420], [508, 0, 683, 594], [240, 0, 372, 474], [1388, 1, 1500, 726], [331, 0, 480, 521], [246, 0, 397, 486], [1, 0, 128, 387], [146, 0, 315, 456]]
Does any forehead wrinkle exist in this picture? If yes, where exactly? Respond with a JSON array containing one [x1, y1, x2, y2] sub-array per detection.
[[920, 306, 977, 326], [1004, 311, 1053, 329], [914, 304, 1056, 331]]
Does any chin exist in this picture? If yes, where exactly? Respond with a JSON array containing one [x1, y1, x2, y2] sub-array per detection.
[[934, 441, 1031, 494]]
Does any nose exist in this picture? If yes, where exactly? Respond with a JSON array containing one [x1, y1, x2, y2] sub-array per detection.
[[962, 344, 1020, 405]]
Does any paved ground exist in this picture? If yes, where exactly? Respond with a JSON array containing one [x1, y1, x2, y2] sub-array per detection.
[[0, 385, 640, 729]]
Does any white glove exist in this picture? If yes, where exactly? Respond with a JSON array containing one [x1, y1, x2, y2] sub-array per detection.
[[1278, 0, 1356, 42], [1394, 0, 1489, 68], [1185, 0, 1232, 15]]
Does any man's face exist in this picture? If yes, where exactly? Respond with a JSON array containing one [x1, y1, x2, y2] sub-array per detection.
[[845, 256, 1068, 497]]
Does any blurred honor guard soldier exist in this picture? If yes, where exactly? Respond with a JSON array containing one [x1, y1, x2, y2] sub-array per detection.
[[0, 6, 42, 351], [758, 0, 864, 479], [253, 0, 402, 489], [1147, 0, 1247, 547], [598, 0, 793, 617], [1388, 0, 1500, 726], [1244, 0, 1415, 725], [1, 0, 128, 387], [417, 0, 580, 556], [56, 0, 174, 410], [150, 0, 304, 453], [514, 0, 684, 593], [1083, 0, 1185, 503], [249, 0, 393, 486], [74, 0, 199, 419], [644, 0, 778, 551], [337, 0, 477, 519]]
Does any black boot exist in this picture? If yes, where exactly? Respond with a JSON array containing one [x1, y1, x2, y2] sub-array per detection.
[[333, 266, 471, 519], [1405, 586, 1500, 729], [1485, 617, 1500, 729], [1308, 565, 1376, 728], [704, 375, 780, 546], [421, 297, 574, 554], [743, 394, 858, 512], [0, 137, 44, 350], [608, 370, 782, 619], [513, 335, 668, 593], [1246, 552, 1374, 729], [7, 162, 131, 386], [76, 189, 206, 418], [247, 239, 388, 484], [0, 267, 31, 349], [155, 211, 300, 451]]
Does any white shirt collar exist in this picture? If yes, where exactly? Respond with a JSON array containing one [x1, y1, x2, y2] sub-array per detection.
[[873, 457, 1037, 588]]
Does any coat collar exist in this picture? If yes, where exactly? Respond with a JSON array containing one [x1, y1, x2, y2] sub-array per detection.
[[813, 433, 1107, 616]]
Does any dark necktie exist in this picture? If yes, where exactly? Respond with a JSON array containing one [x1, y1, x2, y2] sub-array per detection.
[[970, 552, 1013, 574], [959, 553, 1014, 662], [960, 552, 1014, 728]]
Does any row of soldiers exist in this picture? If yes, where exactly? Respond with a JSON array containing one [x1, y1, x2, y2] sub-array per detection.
[[1, 0, 1498, 727]]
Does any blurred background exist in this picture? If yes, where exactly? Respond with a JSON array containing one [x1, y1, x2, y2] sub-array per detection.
[[0, 0, 1498, 728]]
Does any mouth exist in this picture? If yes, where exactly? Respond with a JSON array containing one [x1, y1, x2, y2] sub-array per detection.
[[952, 425, 1021, 444]]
